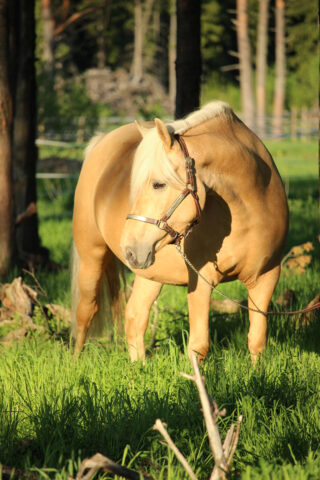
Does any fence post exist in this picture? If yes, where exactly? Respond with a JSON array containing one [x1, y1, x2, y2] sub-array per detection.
[[290, 107, 297, 140], [77, 116, 86, 143], [300, 106, 308, 141]]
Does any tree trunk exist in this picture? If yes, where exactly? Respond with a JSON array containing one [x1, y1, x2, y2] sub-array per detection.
[[12, 0, 41, 256], [175, 0, 201, 119], [41, 0, 55, 78], [272, 0, 286, 136], [96, 1, 112, 69], [0, 0, 14, 277], [169, 0, 176, 113], [131, 0, 154, 84], [154, 1, 169, 92], [256, 0, 269, 137], [236, 0, 255, 129], [131, 0, 143, 83]]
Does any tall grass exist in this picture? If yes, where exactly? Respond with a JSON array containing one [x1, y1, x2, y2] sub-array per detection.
[[0, 140, 319, 479]]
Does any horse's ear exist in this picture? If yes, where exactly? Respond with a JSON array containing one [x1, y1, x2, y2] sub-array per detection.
[[135, 120, 150, 138], [155, 118, 173, 152]]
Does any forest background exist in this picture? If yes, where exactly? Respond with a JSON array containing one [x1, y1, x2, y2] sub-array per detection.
[[36, 0, 318, 141]]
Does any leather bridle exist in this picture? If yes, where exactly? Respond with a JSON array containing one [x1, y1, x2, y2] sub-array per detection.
[[126, 135, 201, 245]]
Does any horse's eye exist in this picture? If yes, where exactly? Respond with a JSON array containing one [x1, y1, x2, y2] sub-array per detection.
[[152, 181, 166, 190]]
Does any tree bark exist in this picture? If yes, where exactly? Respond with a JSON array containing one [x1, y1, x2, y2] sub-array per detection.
[[0, 0, 14, 277], [12, 0, 41, 256], [41, 0, 55, 77], [131, 0, 154, 84], [169, 0, 176, 113], [175, 0, 201, 119], [96, 1, 112, 69], [256, 0, 269, 137], [154, 1, 169, 92], [236, 0, 255, 129], [272, 0, 286, 136]]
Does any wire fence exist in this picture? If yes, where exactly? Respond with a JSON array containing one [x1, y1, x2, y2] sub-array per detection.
[[36, 109, 318, 182], [37, 109, 318, 143]]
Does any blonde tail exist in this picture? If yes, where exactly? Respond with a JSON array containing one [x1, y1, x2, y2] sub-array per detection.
[[71, 242, 125, 340]]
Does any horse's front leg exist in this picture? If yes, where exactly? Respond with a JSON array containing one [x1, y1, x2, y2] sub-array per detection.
[[247, 264, 281, 364], [187, 270, 212, 362], [125, 276, 162, 362]]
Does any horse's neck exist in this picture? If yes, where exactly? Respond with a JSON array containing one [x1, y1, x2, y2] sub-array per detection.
[[186, 117, 269, 204]]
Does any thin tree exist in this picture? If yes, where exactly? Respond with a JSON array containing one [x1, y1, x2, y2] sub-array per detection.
[[0, 0, 13, 277], [169, 0, 176, 112], [256, 0, 270, 137], [272, 0, 286, 136], [236, 0, 255, 129], [175, 0, 201, 119], [131, 0, 155, 84], [41, 0, 55, 78], [12, 0, 41, 258], [0, 0, 42, 275]]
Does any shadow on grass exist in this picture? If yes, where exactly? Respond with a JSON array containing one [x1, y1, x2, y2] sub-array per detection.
[[2, 338, 318, 477]]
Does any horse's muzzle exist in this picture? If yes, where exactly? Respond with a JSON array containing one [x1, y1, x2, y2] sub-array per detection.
[[124, 245, 154, 269]]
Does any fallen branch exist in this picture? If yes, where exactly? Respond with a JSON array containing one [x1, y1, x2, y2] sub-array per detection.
[[75, 452, 153, 480], [15, 202, 37, 226], [153, 419, 198, 480], [153, 353, 242, 480], [187, 353, 242, 479]]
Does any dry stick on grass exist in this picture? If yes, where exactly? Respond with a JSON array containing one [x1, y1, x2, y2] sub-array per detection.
[[75, 452, 153, 480], [154, 352, 242, 480], [153, 419, 198, 480], [184, 353, 242, 480]]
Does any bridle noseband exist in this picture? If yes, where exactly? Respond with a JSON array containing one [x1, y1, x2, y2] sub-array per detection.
[[126, 135, 201, 244]]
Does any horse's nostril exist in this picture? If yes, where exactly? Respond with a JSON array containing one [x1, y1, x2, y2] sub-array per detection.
[[125, 247, 136, 266]]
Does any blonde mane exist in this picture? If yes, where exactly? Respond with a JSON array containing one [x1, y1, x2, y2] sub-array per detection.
[[168, 100, 231, 134], [130, 101, 232, 202]]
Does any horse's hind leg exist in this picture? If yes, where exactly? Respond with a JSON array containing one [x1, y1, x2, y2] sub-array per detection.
[[125, 276, 162, 361], [74, 246, 107, 354], [247, 264, 281, 364]]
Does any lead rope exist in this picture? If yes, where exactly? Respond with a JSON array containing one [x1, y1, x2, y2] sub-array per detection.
[[175, 243, 320, 317]]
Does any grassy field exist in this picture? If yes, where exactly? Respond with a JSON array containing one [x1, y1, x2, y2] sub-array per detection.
[[0, 139, 319, 479]]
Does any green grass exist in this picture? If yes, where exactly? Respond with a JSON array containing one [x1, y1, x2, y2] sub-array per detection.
[[0, 139, 319, 479]]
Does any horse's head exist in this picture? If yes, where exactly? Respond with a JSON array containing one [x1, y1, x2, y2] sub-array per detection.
[[120, 118, 205, 269]]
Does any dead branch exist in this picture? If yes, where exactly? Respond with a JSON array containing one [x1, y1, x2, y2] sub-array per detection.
[[15, 202, 37, 226], [54, 2, 108, 36], [153, 419, 198, 480], [22, 269, 48, 299], [186, 353, 228, 479], [220, 64, 240, 72], [75, 452, 153, 480], [182, 353, 242, 480]]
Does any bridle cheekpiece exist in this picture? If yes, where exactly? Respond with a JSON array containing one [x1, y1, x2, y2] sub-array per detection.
[[126, 135, 201, 245]]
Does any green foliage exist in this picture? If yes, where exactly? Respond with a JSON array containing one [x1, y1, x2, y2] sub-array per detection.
[[37, 75, 100, 140], [201, 72, 242, 111], [286, 0, 318, 109], [286, 56, 318, 109]]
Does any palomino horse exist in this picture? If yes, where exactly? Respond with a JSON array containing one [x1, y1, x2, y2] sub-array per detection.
[[72, 101, 288, 363]]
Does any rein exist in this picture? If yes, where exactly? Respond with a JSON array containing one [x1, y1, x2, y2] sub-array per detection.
[[127, 136, 201, 244], [127, 133, 320, 318], [175, 243, 320, 317]]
